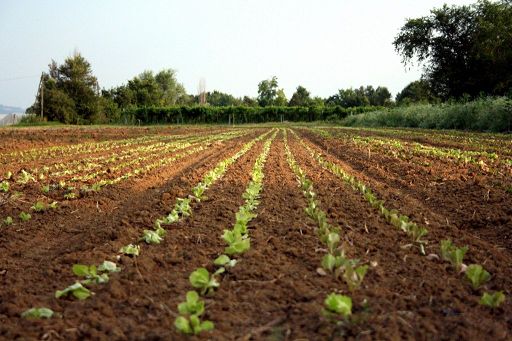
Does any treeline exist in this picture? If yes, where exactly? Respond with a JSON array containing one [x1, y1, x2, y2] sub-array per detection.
[[121, 105, 380, 124], [27, 54, 391, 124]]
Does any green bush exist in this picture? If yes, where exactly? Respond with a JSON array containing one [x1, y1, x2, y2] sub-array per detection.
[[340, 97, 512, 132], [118, 105, 381, 125]]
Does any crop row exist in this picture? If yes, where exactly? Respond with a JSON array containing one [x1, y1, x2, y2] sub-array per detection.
[[292, 129, 506, 309], [175, 130, 277, 335], [18, 130, 274, 320], [283, 129, 366, 320]]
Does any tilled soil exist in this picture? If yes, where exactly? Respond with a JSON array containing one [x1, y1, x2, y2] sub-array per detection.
[[0, 126, 510, 340]]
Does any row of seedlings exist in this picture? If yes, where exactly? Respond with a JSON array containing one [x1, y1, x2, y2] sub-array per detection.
[[292, 129, 506, 309], [20, 131, 271, 318], [283, 129, 369, 324], [174, 131, 277, 335]]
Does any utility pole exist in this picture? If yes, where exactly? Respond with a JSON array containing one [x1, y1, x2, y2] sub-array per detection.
[[36, 72, 44, 118]]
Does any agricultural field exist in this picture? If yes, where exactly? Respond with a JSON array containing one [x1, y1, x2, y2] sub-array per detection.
[[0, 125, 510, 340]]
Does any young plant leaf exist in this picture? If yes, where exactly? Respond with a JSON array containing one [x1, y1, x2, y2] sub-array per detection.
[[55, 282, 91, 300], [21, 307, 54, 319], [465, 264, 491, 290], [324, 293, 352, 318], [479, 291, 506, 308]]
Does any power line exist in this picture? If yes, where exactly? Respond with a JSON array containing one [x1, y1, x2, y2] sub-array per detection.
[[0, 75, 40, 82]]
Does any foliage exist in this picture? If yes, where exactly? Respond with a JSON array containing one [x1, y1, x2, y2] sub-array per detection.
[[289, 86, 312, 107], [396, 80, 438, 105], [326, 86, 392, 107], [340, 97, 512, 133], [175, 314, 214, 335], [19, 211, 31, 222], [324, 293, 352, 318], [440, 240, 468, 271], [119, 244, 140, 256], [479, 291, 506, 308], [55, 282, 91, 300], [3, 216, 13, 226], [465, 264, 491, 290], [189, 268, 220, 295], [394, 0, 512, 99], [21, 307, 54, 319], [257, 76, 279, 107], [0, 181, 9, 192]]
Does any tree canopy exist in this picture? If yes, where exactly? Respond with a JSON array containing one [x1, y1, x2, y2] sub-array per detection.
[[394, 0, 512, 99]]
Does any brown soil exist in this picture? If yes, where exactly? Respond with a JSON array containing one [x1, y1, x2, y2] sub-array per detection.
[[0, 126, 510, 340]]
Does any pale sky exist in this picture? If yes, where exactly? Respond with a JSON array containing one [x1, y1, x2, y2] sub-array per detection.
[[0, 0, 476, 109]]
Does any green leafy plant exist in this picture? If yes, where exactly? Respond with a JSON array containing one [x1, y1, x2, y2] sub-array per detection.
[[342, 262, 369, 292], [141, 228, 165, 244], [465, 264, 491, 290], [17, 170, 35, 184], [72, 264, 109, 284], [223, 229, 250, 255], [175, 314, 214, 335], [19, 211, 31, 222], [3, 216, 13, 226], [323, 293, 352, 318], [189, 268, 219, 295], [192, 183, 207, 201], [21, 307, 54, 319], [41, 185, 50, 194], [479, 291, 506, 308], [55, 282, 91, 300], [31, 201, 46, 212], [440, 240, 468, 271], [178, 291, 205, 316], [119, 244, 140, 256], [0, 181, 9, 192]]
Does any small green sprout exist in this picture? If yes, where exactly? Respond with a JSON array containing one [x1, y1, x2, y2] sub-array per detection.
[[324, 293, 352, 318], [178, 291, 205, 316], [465, 264, 491, 290], [119, 244, 140, 256], [5, 171, 12, 180], [440, 240, 468, 271], [214, 254, 237, 268], [31, 201, 46, 212], [3, 216, 13, 226], [64, 192, 77, 200], [98, 260, 120, 273], [0, 181, 9, 192], [72, 264, 109, 284], [189, 268, 219, 295], [174, 315, 214, 335], [479, 291, 506, 308], [343, 263, 369, 292], [141, 228, 165, 244], [55, 282, 91, 300], [21, 307, 54, 319], [41, 185, 50, 194], [48, 201, 58, 209], [19, 211, 31, 222], [17, 170, 35, 184], [192, 183, 207, 201], [223, 229, 250, 255]]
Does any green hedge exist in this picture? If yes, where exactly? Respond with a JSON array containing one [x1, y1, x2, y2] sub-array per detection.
[[340, 97, 512, 132], [119, 105, 381, 124]]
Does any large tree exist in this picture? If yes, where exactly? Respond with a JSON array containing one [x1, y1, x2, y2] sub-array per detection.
[[394, 0, 512, 99], [30, 52, 105, 123], [257, 76, 279, 106], [288, 85, 312, 106], [396, 80, 437, 105]]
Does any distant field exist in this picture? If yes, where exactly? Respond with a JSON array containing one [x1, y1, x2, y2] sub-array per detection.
[[0, 125, 510, 339]]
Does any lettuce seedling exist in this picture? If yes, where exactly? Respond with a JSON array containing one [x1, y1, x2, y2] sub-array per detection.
[[49, 201, 58, 209], [141, 228, 165, 244], [5, 171, 12, 180], [324, 293, 352, 318], [21, 307, 54, 319], [214, 254, 237, 268], [119, 244, 140, 256], [72, 264, 109, 284], [98, 260, 120, 273], [0, 181, 9, 192], [479, 291, 506, 308], [189, 268, 219, 295], [175, 198, 192, 217], [19, 211, 31, 222], [192, 183, 207, 201], [17, 170, 35, 184], [178, 291, 205, 316], [440, 240, 468, 271], [465, 264, 491, 290], [174, 315, 214, 335], [223, 229, 251, 255], [31, 201, 46, 212], [343, 263, 369, 292], [3, 216, 13, 226], [55, 282, 91, 300]]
